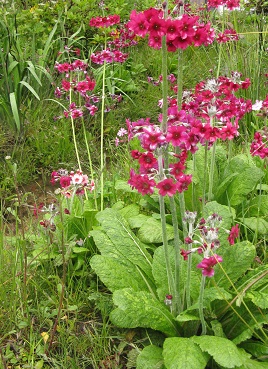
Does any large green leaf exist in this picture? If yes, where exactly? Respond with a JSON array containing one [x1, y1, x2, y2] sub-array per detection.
[[163, 337, 209, 369], [246, 291, 268, 309], [240, 217, 268, 235], [221, 154, 263, 206], [192, 335, 249, 368], [110, 288, 179, 337], [247, 195, 268, 217], [90, 255, 151, 292], [221, 302, 267, 344], [236, 359, 268, 369], [137, 217, 174, 244], [136, 345, 165, 369], [93, 208, 153, 276], [214, 241, 256, 289]]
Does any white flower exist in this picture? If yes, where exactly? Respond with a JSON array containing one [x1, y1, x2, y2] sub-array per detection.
[[252, 100, 263, 111]]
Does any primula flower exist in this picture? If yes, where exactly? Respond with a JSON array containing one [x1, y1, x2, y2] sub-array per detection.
[[128, 170, 156, 195], [197, 254, 223, 277], [60, 176, 71, 188], [166, 125, 188, 147], [127, 10, 149, 37], [228, 224, 239, 245], [140, 125, 166, 151], [138, 152, 158, 170], [156, 178, 178, 197]]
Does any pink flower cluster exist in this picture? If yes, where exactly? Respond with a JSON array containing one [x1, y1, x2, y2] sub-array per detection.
[[109, 25, 138, 49], [207, 0, 240, 10], [89, 14, 120, 28], [250, 130, 268, 159], [90, 49, 128, 65], [127, 8, 215, 50], [51, 169, 95, 197], [55, 59, 88, 73], [54, 61, 99, 119], [127, 117, 192, 196], [216, 28, 239, 43]]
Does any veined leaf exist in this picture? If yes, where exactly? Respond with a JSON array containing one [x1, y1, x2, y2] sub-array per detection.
[[94, 208, 153, 273], [19, 81, 40, 100], [215, 241, 256, 289], [192, 335, 249, 368], [110, 288, 179, 337], [163, 337, 209, 369], [137, 217, 174, 244], [90, 255, 151, 292], [136, 345, 165, 369], [222, 154, 263, 206], [246, 291, 268, 309]]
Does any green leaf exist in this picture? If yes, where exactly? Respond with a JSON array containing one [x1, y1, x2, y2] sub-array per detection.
[[215, 241, 256, 289], [221, 302, 267, 344], [110, 288, 179, 337], [237, 359, 268, 369], [136, 345, 165, 369], [246, 291, 268, 309], [90, 255, 152, 292], [114, 179, 135, 192], [119, 204, 140, 220], [240, 217, 268, 235], [163, 337, 209, 369], [9, 92, 20, 131], [247, 195, 268, 217], [94, 208, 153, 276], [222, 155, 263, 206], [72, 246, 89, 253], [128, 214, 151, 229], [19, 81, 40, 100], [7, 60, 19, 74], [240, 341, 268, 360], [137, 217, 174, 244], [192, 336, 249, 368]]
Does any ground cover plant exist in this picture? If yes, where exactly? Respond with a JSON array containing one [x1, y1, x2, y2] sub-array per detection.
[[1, 0, 268, 368]]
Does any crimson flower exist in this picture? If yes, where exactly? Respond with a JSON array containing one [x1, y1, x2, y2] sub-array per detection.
[[156, 178, 177, 197]]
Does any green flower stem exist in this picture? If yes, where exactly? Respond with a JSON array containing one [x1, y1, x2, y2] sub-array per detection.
[[68, 74, 82, 171], [228, 139, 233, 164], [161, 35, 168, 134], [202, 142, 208, 213], [100, 34, 107, 211], [169, 195, 182, 314], [177, 49, 183, 111], [208, 140, 217, 202], [186, 221, 193, 309], [159, 193, 175, 306], [199, 274, 207, 335], [81, 118, 98, 207]]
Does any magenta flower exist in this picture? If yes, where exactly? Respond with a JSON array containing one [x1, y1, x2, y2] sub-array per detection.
[[166, 125, 188, 147], [228, 224, 239, 245], [156, 178, 177, 197], [197, 254, 223, 277], [60, 176, 71, 188]]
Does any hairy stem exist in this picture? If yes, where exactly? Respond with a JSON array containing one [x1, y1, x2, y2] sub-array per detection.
[[199, 274, 207, 335]]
